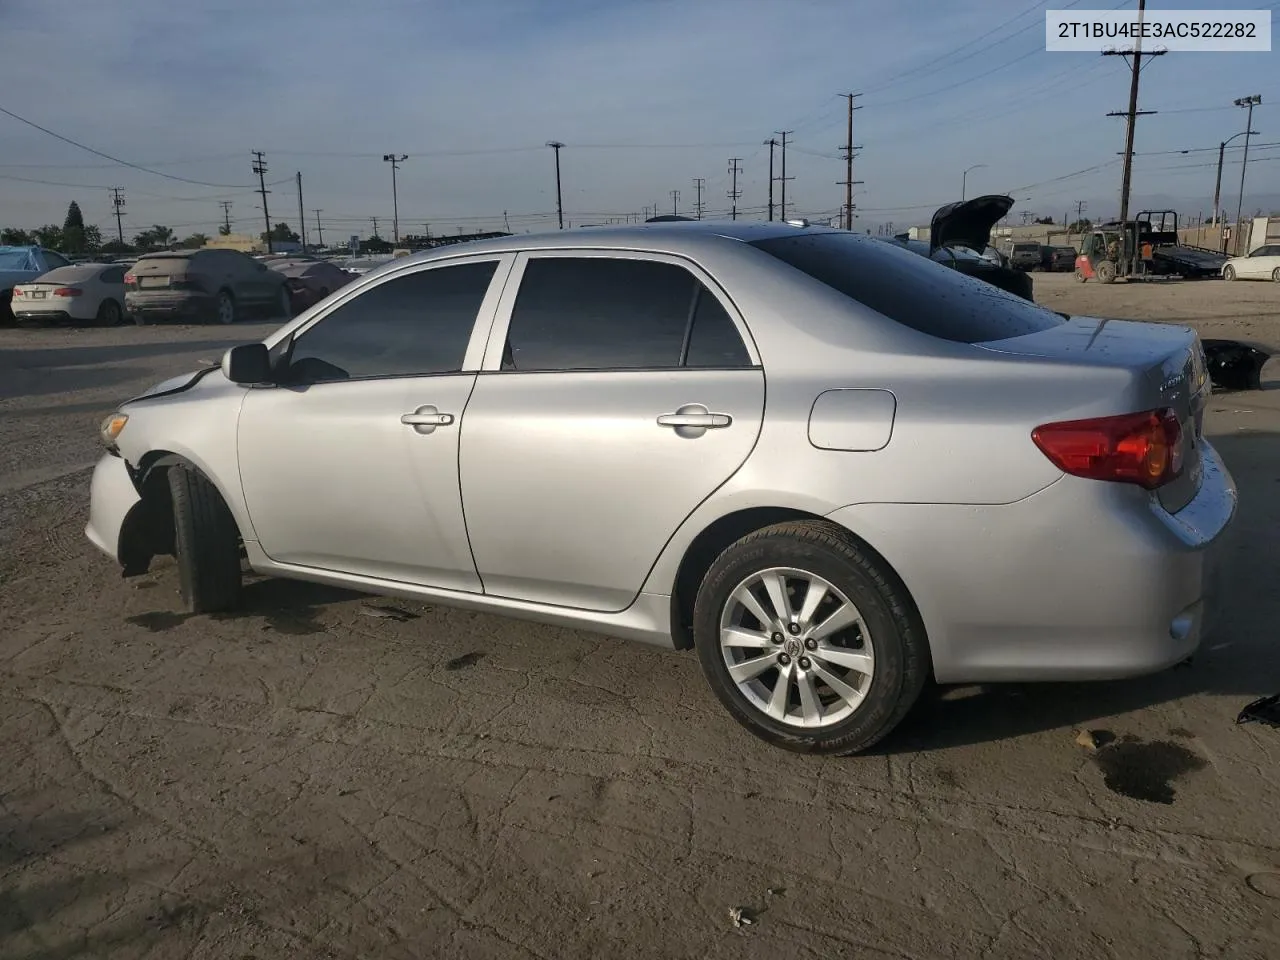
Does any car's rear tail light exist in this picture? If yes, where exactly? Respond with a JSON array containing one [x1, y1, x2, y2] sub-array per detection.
[[1032, 408, 1183, 490], [10, 288, 21, 297], [53, 287, 82, 297], [123, 273, 136, 288]]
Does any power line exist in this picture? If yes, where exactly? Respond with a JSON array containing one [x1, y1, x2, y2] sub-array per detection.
[[0, 103, 259, 188]]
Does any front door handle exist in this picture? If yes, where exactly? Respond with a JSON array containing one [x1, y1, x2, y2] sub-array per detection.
[[657, 403, 732, 438], [401, 405, 454, 435]]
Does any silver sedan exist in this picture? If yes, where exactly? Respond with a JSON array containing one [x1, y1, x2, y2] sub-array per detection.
[[85, 221, 1236, 754]]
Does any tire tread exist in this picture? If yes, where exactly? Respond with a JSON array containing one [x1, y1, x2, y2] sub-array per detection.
[[167, 465, 241, 613]]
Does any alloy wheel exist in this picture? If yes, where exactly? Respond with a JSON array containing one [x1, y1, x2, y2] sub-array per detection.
[[719, 567, 875, 728]]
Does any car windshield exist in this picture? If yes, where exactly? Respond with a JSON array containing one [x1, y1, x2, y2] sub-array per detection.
[[0, 247, 39, 270], [751, 232, 1065, 344]]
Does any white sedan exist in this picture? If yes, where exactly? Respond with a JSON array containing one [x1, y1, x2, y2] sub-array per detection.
[[11, 262, 129, 325], [1221, 243, 1280, 282]]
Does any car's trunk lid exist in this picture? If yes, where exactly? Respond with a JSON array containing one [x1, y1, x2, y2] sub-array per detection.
[[977, 316, 1210, 513], [930, 195, 1015, 255], [128, 256, 192, 291]]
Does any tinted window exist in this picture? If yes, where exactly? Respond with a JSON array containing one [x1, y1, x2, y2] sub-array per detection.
[[42, 251, 70, 268], [100, 267, 126, 284], [504, 257, 695, 371], [284, 261, 497, 383], [752, 233, 1065, 344], [683, 287, 751, 367]]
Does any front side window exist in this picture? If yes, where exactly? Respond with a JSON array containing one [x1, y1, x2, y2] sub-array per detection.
[[502, 256, 751, 372], [283, 260, 498, 383]]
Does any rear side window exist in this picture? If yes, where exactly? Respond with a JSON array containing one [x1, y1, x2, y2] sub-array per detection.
[[502, 256, 752, 371], [750, 233, 1065, 344]]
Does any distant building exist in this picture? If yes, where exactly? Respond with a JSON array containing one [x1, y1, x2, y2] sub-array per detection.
[[206, 233, 262, 253]]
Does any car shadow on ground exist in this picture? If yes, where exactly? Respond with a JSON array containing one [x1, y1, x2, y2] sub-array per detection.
[[879, 428, 1280, 754]]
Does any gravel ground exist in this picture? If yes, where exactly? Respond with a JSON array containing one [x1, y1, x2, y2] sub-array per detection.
[[2, 278, 1279, 959]]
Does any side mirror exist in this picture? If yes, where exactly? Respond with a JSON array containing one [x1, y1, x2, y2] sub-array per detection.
[[222, 343, 273, 385]]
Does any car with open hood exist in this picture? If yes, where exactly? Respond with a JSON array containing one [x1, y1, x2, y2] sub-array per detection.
[[884, 195, 1033, 301]]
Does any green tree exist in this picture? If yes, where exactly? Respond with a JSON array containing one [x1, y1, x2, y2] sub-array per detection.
[[32, 225, 63, 249], [261, 222, 300, 245], [180, 232, 209, 249], [218, 222, 232, 236], [1, 227, 34, 245], [132, 225, 174, 251], [60, 201, 88, 253], [83, 225, 102, 251], [100, 239, 132, 256], [1067, 219, 1092, 233]]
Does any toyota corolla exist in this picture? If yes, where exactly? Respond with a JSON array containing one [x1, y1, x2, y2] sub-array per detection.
[[85, 220, 1236, 754]]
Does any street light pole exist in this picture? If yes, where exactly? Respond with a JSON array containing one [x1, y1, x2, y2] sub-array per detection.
[[382, 154, 408, 244], [1213, 130, 1256, 251], [1232, 95, 1262, 254], [546, 142, 565, 229], [961, 163, 987, 201]]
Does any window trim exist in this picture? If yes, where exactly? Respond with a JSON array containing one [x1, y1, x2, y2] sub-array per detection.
[[268, 252, 516, 384], [268, 253, 514, 386], [478, 249, 761, 375]]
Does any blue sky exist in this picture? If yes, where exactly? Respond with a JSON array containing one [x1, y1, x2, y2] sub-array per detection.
[[0, 0, 1277, 241]]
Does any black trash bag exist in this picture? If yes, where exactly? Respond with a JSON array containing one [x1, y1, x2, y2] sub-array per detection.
[[1202, 339, 1271, 392], [1236, 693, 1280, 728]]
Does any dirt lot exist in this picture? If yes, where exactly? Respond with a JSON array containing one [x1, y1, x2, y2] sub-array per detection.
[[2, 275, 1279, 959]]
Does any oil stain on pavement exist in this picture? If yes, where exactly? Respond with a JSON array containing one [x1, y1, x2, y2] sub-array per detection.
[[1093, 735, 1208, 804]]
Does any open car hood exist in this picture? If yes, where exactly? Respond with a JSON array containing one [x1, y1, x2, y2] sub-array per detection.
[[930, 195, 1014, 254]]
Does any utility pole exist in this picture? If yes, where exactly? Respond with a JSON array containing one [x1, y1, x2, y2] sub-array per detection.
[[838, 94, 862, 230], [670, 190, 680, 216], [763, 138, 777, 221], [1075, 200, 1086, 227], [251, 151, 272, 253], [382, 154, 408, 244], [1104, 0, 1163, 225], [1233, 94, 1262, 254], [727, 158, 743, 220], [546, 141, 565, 229], [295, 172, 306, 253], [110, 188, 126, 244], [219, 200, 233, 235], [692, 177, 705, 219], [775, 130, 794, 221], [371, 216, 380, 238], [313, 209, 324, 248]]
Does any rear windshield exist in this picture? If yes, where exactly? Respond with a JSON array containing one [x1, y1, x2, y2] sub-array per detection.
[[33, 265, 104, 284], [750, 232, 1065, 344], [134, 257, 192, 274], [0, 248, 39, 270]]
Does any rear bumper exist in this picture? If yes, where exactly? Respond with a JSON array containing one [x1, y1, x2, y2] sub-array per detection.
[[85, 454, 141, 564], [826, 440, 1237, 684], [126, 294, 213, 322], [13, 309, 75, 324]]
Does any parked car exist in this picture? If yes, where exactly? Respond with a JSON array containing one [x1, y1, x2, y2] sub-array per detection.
[[124, 248, 290, 325], [339, 255, 395, 277], [271, 258, 354, 314], [0, 245, 72, 324], [1221, 243, 1280, 282], [884, 195, 1034, 301], [10, 262, 128, 326], [86, 220, 1234, 755], [1039, 245, 1077, 272], [1006, 242, 1043, 271]]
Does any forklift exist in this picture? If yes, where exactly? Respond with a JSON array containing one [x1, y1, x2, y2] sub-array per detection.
[[1075, 210, 1227, 283]]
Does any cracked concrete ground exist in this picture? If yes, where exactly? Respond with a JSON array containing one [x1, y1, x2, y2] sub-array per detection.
[[2, 274, 1279, 959]]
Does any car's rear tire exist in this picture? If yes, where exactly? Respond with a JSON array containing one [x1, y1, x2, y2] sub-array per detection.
[[1271, 267, 1279, 283], [167, 465, 242, 614], [692, 520, 929, 755], [1223, 265, 1236, 282], [94, 299, 122, 327], [215, 289, 236, 325]]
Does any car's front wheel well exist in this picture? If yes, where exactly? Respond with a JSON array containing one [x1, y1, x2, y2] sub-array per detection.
[[119, 453, 241, 576]]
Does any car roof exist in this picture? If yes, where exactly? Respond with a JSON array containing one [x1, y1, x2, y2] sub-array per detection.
[[381, 220, 834, 270]]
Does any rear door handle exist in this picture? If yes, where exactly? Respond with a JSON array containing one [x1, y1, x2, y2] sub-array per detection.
[[401, 405, 454, 434]]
